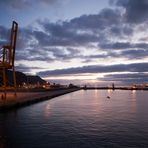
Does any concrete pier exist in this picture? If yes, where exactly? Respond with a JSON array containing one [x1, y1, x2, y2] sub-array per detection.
[[0, 88, 80, 111]]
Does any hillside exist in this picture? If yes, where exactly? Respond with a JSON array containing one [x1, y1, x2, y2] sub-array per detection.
[[6, 70, 46, 86]]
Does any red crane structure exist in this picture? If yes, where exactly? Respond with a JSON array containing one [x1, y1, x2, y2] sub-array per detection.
[[0, 21, 18, 100]]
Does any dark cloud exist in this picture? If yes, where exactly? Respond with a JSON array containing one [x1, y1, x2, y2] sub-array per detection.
[[32, 8, 135, 51], [36, 8, 131, 47], [99, 42, 148, 50], [80, 49, 148, 62], [0, 5, 135, 62], [50, 47, 80, 61], [0, 0, 59, 10], [0, 0, 148, 74], [0, 14, 146, 66], [119, 49, 148, 59], [69, 8, 121, 30], [110, 25, 133, 37], [15, 48, 54, 62], [37, 63, 148, 77], [40, 0, 58, 5], [99, 42, 131, 50], [100, 73, 148, 84], [113, 0, 148, 23], [37, 21, 99, 46], [0, 0, 30, 10], [15, 45, 80, 62], [16, 64, 44, 72], [0, 26, 10, 46]]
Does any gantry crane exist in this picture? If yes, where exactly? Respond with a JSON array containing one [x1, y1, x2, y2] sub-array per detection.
[[0, 21, 18, 100]]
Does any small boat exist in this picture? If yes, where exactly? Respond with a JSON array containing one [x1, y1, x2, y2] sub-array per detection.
[[107, 96, 110, 99]]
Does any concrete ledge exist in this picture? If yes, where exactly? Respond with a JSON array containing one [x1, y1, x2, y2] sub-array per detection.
[[0, 88, 81, 111]]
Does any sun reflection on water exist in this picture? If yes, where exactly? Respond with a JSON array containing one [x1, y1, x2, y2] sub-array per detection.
[[44, 103, 51, 118], [131, 90, 137, 113]]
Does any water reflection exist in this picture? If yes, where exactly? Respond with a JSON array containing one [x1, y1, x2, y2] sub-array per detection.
[[131, 90, 137, 113], [90, 90, 100, 113], [44, 103, 52, 118], [131, 90, 136, 99], [1, 90, 148, 148], [107, 89, 113, 96]]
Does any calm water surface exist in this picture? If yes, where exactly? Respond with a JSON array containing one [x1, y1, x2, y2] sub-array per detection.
[[0, 90, 148, 148]]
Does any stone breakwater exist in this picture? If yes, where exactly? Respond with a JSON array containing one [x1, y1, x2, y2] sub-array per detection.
[[0, 88, 80, 111]]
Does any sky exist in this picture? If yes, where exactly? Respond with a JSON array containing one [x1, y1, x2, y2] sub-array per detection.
[[1, 0, 148, 86]]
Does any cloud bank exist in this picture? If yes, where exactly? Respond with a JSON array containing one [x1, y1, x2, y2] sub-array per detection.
[[1, 0, 148, 84]]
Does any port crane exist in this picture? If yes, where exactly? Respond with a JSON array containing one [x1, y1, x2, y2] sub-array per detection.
[[0, 21, 18, 100]]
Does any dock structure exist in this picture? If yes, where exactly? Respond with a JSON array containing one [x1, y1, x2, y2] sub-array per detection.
[[0, 88, 80, 111], [0, 21, 18, 100]]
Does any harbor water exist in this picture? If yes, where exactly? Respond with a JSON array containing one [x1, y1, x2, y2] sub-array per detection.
[[0, 90, 148, 148]]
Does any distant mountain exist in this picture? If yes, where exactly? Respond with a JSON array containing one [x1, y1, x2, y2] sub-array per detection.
[[26, 75, 46, 85], [5, 70, 46, 86]]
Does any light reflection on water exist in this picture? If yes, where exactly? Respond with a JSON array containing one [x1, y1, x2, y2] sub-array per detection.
[[1, 90, 148, 148]]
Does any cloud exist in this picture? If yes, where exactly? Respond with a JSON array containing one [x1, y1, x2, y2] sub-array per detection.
[[99, 42, 148, 50], [36, 8, 131, 47], [119, 49, 148, 59], [37, 21, 99, 46], [0, 0, 30, 10], [37, 62, 148, 77], [100, 73, 148, 84], [99, 42, 131, 50], [1, 0, 148, 80], [0, 0, 59, 10], [16, 64, 39, 72], [16, 64, 45, 74], [80, 48, 148, 62], [0, 6, 137, 62], [112, 0, 148, 23], [0, 26, 10, 46], [1, 18, 148, 71], [69, 8, 121, 30]]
